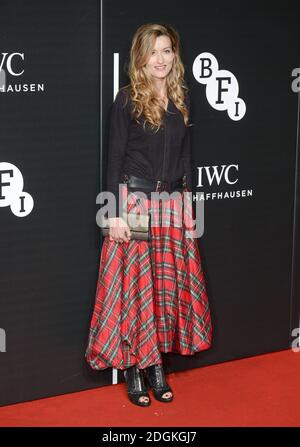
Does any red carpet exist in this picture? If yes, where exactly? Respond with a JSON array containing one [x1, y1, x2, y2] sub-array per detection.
[[0, 349, 299, 427]]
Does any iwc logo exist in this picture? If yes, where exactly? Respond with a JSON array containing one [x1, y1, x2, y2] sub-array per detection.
[[0, 52, 45, 93]]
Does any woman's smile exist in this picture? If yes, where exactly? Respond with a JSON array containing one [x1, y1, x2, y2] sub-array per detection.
[[155, 65, 166, 71]]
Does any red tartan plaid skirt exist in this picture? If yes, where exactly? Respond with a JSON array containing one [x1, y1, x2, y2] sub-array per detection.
[[85, 186, 213, 370]]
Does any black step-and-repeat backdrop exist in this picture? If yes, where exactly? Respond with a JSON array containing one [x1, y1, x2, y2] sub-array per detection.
[[0, 0, 299, 406]]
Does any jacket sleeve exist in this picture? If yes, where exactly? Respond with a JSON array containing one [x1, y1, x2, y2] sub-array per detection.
[[106, 88, 131, 218], [181, 92, 193, 191]]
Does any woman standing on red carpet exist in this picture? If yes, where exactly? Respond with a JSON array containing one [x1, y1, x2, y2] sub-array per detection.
[[85, 23, 213, 407]]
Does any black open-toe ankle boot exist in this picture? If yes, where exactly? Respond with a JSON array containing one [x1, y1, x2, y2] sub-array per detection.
[[123, 365, 151, 407], [144, 364, 173, 403]]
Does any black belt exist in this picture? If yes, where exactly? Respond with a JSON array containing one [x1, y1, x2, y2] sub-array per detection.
[[121, 173, 187, 192]]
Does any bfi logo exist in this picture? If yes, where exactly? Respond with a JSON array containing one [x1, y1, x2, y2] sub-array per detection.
[[193, 52, 246, 121], [0, 162, 34, 216]]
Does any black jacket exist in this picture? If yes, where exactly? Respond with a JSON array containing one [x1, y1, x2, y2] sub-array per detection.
[[106, 86, 192, 217]]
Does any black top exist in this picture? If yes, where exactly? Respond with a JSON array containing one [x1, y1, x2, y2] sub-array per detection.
[[106, 86, 192, 217]]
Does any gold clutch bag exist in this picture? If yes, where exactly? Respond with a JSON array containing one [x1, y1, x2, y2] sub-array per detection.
[[101, 199, 150, 241]]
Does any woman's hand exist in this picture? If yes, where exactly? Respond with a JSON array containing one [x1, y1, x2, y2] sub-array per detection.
[[108, 217, 131, 243]]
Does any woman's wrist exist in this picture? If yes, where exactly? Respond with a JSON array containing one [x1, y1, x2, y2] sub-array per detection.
[[108, 217, 127, 227]]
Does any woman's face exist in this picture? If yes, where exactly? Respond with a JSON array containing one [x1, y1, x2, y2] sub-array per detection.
[[144, 35, 174, 81]]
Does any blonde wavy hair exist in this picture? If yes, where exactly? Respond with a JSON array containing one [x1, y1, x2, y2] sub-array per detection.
[[122, 23, 191, 133]]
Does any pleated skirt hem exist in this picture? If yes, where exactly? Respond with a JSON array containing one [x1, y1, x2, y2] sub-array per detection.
[[85, 341, 212, 371]]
